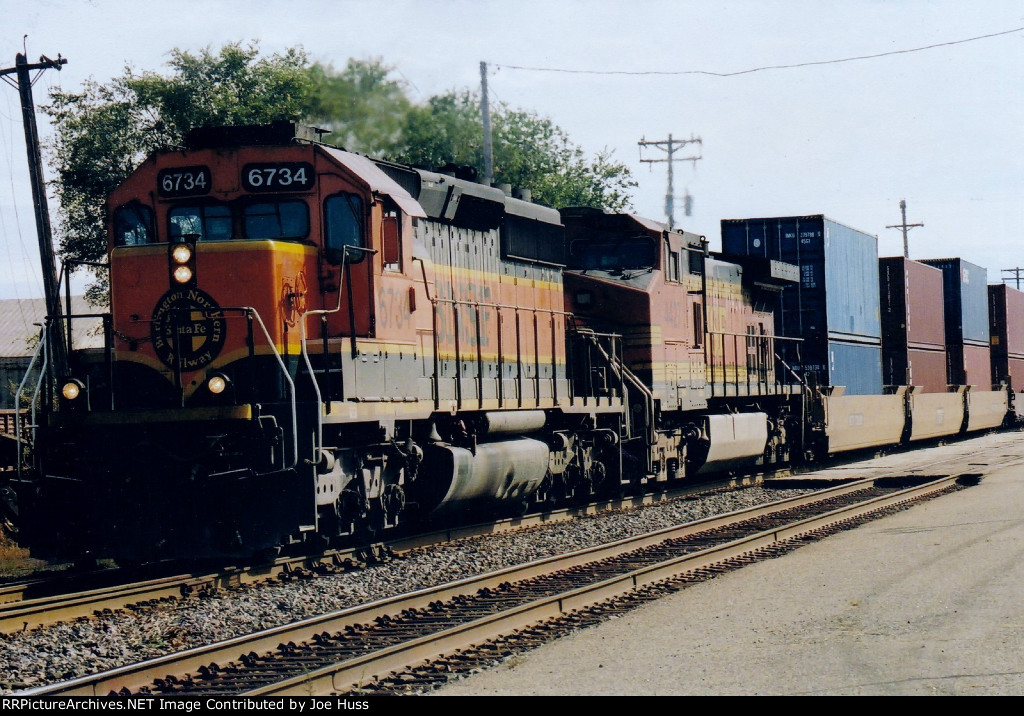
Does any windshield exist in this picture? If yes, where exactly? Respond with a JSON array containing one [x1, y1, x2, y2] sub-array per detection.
[[167, 200, 310, 242], [169, 203, 232, 241], [323, 192, 366, 262], [244, 201, 309, 240], [568, 238, 656, 271], [113, 203, 155, 246]]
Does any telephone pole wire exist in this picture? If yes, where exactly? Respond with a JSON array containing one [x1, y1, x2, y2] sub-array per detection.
[[638, 133, 702, 229]]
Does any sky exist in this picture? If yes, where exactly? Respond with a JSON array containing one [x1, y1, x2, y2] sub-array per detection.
[[1, 0, 1022, 300]]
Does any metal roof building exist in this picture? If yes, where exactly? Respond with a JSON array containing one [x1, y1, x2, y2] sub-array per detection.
[[0, 297, 103, 409]]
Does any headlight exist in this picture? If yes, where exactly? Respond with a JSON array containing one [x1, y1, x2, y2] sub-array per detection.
[[172, 244, 192, 264], [173, 265, 193, 284], [207, 373, 229, 394], [61, 379, 85, 400]]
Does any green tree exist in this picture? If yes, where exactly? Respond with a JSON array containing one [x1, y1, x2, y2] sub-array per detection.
[[304, 58, 411, 156], [493, 107, 634, 211], [45, 42, 313, 298], [45, 45, 634, 300], [396, 90, 486, 170], [391, 91, 634, 211]]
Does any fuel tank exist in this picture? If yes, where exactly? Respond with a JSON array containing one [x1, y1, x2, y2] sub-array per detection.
[[694, 413, 769, 475], [417, 438, 550, 517]]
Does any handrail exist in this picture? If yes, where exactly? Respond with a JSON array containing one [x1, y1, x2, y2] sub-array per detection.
[[412, 256, 439, 408], [14, 328, 47, 482], [705, 329, 803, 397], [580, 329, 655, 445], [299, 246, 377, 460], [237, 306, 299, 470]]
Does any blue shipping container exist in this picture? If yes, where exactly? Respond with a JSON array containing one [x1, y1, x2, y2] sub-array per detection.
[[721, 215, 882, 394], [828, 340, 884, 396], [919, 258, 989, 346]]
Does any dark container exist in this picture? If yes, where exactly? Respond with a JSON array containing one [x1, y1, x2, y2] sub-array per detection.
[[783, 339, 882, 395], [920, 258, 989, 346], [722, 215, 881, 393], [879, 257, 946, 347], [989, 283, 1024, 391], [879, 257, 947, 392]]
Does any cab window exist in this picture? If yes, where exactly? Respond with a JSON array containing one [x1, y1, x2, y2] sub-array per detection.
[[169, 204, 232, 241], [324, 192, 366, 263], [688, 249, 704, 275], [382, 211, 401, 271], [244, 200, 309, 240], [665, 241, 680, 282], [568, 238, 655, 271], [113, 202, 155, 246]]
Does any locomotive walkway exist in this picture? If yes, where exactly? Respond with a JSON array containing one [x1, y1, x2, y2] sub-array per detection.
[[434, 430, 1024, 696]]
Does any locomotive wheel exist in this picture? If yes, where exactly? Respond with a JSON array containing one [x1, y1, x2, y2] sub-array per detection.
[[382, 484, 406, 524]]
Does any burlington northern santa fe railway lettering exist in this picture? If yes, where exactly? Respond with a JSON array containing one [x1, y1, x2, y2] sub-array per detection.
[[150, 287, 227, 370], [10, 121, 1022, 566]]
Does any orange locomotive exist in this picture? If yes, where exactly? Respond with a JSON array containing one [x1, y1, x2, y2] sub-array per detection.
[[561, 208, 798, 480], [22, 123, 798, 563]]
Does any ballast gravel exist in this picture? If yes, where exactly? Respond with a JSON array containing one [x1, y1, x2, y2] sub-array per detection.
[[0, 485, 813, 692]]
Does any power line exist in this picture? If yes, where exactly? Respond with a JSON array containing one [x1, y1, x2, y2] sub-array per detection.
[[495, 25, 1024, 77]]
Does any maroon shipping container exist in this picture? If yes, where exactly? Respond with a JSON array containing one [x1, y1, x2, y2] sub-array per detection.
[[1005, 357, 1024, 393], [880, 257, 947, 391], [989, 283, 1024, 391], [904, 347, 948, 393], [955, 343, 992, 389]]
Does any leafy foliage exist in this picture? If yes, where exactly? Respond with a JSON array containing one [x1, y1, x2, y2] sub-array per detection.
[[44, 44, 633, 297], [492, 107, 634, 211], [45, 43, 313, 295], [390, 91, 634, 211], [304, 58, 411, 156]]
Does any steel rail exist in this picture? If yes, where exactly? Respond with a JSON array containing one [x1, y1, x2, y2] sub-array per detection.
[[0, 474, 761, 631], [23, 469, 961, 697], [250, 471, 989, 696], [0, 439, 1002, 637]]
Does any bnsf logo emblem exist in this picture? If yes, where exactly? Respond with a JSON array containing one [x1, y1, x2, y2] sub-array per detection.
[[151, 288, 227, 370]]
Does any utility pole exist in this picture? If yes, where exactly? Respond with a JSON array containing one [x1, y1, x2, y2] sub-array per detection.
[[1002, 268, 1024, 290], [480, 61, 493, 186], [885, 199, 923, 259], [638, 133, 702, 229], [1, 50, 68, 373]]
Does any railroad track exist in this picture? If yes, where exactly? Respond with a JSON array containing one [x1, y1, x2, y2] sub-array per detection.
[[0, 427, 1000, 631], [0, 473, 760, 635], [25, 447, 1013, 697]]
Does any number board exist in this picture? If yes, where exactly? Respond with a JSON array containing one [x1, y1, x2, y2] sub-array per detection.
[[242, 163, 315, 192], [157, 166, 211, 197]]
